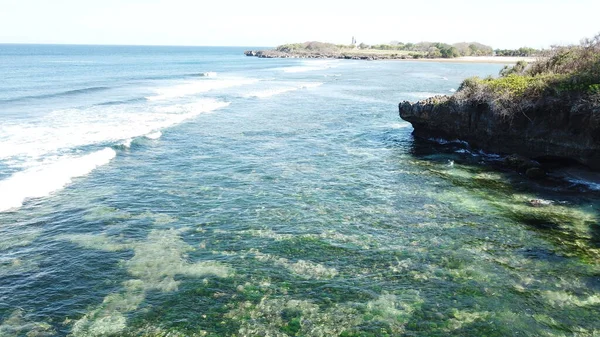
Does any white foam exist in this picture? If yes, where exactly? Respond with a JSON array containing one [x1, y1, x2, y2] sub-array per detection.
[[279, 60, 340, 73], [201, 72, 217, 77], [243, 82, 323, 99], [0, 148, 116, 212], [244, 87, 297, 98], [300, 82, 323, 89], [564, 177, 600, 191], [121, 138, 133, 148], [145, 131, 162, 140], [147, 78, 257, 101], [0, 99, 230, 162], [282, 66, 326, 73], [389, 123, 411, 129]]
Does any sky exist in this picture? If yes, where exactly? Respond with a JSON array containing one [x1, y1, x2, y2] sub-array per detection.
[[1, 0, 599, 49]]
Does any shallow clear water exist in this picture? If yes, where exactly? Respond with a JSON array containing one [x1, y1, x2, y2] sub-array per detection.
[[1, 45, 599, 336]]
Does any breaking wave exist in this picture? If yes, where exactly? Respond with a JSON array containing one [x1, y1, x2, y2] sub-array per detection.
[[0, 148, 116, 212]]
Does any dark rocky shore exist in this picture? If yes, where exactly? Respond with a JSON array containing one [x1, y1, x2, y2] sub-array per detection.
[[399, 95, 600, 174], [244, 50, 409, 60]]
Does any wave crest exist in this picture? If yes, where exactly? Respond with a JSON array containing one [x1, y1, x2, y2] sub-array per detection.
[[0, 148, 116, 212], [2, 86, 111, 103], [147, 78, 257, 101]]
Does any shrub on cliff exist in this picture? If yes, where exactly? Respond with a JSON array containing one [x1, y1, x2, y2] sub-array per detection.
[[456, 33, 600, 107], [499, 60, 528, 77], [452, 34, 600, 123]]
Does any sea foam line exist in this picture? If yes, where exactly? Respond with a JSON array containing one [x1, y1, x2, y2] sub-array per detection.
[[145, 131, 162, 140], [277, 60, 340, 73], [243, 82, 323, 99], [0, 148, 116, 212], [0, 99, 230, 161], [147, 78, 258, 101]]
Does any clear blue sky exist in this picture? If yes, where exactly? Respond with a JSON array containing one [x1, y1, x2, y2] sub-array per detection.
[[1, 0, 598, 48]]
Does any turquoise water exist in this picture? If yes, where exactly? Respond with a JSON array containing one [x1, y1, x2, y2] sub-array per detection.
[[0, 45, 599, 336]]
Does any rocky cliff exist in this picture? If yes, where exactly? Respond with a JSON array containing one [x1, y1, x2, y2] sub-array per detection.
[[399, 95, 600, 170]]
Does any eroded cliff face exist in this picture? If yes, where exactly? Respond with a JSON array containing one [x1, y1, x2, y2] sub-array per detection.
[[399, 95, 600, 170]]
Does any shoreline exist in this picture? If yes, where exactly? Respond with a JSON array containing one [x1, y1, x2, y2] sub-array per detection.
[[396, 56, 538, 64]]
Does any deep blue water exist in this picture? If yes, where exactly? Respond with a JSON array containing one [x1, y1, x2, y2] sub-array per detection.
[[0, 45, 599, 336]]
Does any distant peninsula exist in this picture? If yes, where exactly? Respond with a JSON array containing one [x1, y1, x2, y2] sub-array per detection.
[[245, 41, 540, 62], [399, 34, 600, 173]]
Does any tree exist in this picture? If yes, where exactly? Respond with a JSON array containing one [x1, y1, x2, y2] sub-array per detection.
[[427, 47, 442, 58]]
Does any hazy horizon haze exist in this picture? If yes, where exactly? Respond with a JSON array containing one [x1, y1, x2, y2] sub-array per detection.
[[1, 0, 599, 49]]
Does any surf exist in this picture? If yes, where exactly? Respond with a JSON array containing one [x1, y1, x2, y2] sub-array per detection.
[[0, 148, 116, 212], [146, 78, 257, 101]]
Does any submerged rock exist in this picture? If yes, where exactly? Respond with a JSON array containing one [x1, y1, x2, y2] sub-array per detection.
[[399, 95, 600, 170], [505, 154, 541, 171], [525, 167, 546, 179]]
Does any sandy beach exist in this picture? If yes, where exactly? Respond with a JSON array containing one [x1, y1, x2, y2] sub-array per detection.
[[416, 56, 539, 64]]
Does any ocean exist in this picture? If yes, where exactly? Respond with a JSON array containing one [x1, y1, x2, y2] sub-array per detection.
[[0, 45, 599, 336]]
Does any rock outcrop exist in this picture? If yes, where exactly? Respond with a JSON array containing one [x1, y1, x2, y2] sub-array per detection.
[[244, 50, 405, 60], [399, 95, 600, 170]]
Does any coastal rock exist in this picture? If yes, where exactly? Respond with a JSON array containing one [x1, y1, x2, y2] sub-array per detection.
[[244, 50, 399, 61], [399, 95, 600, 170], [525, 167, 546, 179], [505, 154, 540, 170]]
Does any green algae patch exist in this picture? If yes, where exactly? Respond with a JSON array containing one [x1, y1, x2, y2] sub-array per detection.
[[542, 290, 600, 307], [0, 255, 41, 277], [0, 309, 55, 337], [227, 298, 362, 337], [225, 291, 425, 337], [134, 211, 177, 226], [494, 194, 600, 260], [63, 228, 232, 336], [83, 206, 132, 222], [445, 309, 491, 332], [0, 230, 40, 251], [251, 249, 338, 280], [71, 290, 143, 337]]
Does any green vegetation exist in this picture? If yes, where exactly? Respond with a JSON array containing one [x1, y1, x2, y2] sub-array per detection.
[[457, 34, 600, 101], [356, 41, 493, 58], [276, 42, 342, 53], [275, 41, 544, 59], [274, 40, 497, 59], [494, 47, 541, 57]]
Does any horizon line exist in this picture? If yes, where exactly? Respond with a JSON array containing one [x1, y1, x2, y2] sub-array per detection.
[[0, 42, 276, 48]]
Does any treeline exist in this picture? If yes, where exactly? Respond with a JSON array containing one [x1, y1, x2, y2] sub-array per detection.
[[366, 41, 493, 58], [494, 47, 541, 57], [274, 41, 542, 59], [363, 42, 543, 58], [276, 42, 341, 53]]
